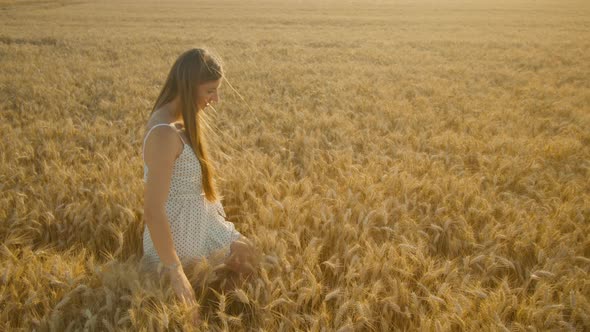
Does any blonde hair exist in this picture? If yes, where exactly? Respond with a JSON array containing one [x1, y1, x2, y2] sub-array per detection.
[[150, 48, 223, 202]]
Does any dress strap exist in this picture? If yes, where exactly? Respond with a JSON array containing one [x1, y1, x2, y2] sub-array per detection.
[[142, 123, 185, 163]]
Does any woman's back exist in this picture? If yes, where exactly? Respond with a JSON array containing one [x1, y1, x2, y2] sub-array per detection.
[[141, 123, 241, 268], [143, 123, 203, 195]]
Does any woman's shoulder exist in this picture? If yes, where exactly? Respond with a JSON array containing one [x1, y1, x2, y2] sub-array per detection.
[[145, 122, 173, 132], [143, 123, 176, 143], [143, 123, 184, 160], [144, 119, 185, 141]]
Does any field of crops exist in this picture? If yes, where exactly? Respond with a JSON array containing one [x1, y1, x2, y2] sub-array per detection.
[[1, 0, 589, 330]]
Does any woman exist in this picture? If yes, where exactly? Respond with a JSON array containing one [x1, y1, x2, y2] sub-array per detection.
[[141, 48, 260, 323]]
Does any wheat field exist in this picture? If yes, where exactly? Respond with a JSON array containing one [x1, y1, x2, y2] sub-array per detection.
[[1, 0, 589, 330]]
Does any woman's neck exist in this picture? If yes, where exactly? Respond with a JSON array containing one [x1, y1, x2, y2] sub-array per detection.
[[168, 95, 183, 122], [155, 98, 183, 124]]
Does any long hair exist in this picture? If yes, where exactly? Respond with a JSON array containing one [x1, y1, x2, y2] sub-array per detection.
[[150, 48, 223, 202]]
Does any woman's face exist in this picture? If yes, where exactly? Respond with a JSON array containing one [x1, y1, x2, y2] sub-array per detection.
[[195, 78, 222, 111]]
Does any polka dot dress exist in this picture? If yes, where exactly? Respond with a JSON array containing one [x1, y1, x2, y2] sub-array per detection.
[[141, 123, 242, 268]]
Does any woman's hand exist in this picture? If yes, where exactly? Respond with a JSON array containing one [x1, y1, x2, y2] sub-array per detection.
[[168, 267, 200, 324], [227, 237, 260, 277]]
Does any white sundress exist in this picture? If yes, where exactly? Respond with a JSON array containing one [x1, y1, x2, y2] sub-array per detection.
[[141, 123, 242, 269]]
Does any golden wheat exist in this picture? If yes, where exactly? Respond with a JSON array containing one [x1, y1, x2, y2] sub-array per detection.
[[1, 0, 589, 330]]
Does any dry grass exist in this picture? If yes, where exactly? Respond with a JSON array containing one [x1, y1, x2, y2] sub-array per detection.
[[1, 0, 589, 330]]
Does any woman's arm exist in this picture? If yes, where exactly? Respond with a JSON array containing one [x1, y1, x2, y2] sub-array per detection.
[[143, 125, 184, 266], [144, 207, 181, 266]]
